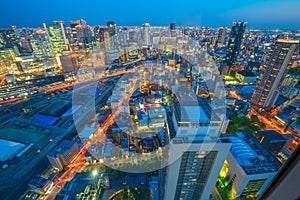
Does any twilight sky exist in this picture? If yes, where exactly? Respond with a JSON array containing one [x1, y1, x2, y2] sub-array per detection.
[[1, 0, 300, 29]]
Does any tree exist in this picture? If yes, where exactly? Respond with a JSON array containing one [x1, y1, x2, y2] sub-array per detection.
[[227, 124, 238, 133], [251, 115, 260, 124], [243, 125, 259, 135], [239, 116, 251, 126]]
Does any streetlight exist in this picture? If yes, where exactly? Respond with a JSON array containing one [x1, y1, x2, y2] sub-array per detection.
[[92, 169, 98, 176]]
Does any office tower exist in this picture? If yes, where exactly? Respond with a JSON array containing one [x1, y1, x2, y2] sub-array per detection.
[[107, 21, 116, 37], [70, 20, 80, 43], [60, 51, 79, 72], [170, 22, 176, 31], [104, 31, 110, 51], [30, 29, 54, 61], [47, 140, 79, 171], [44, 21, 69, 54], [225, 22, 246, 66], [163, 99, 231, 200], [142, 23, 150, 46], [0, 27, 20, 50], [118, 31, 128, 47], [217, 27, 226, 45], [94, 26, 103, 43], [128, 30, 138, 43], [76, 23, 94, 50], [251, 38, 299, 110], [97, 27, 108, 43], [0, 48, 17, 74]]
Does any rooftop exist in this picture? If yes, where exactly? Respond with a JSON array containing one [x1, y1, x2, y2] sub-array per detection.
[[223, 132, 281, 175], [48, 140, 77, 157], [258, 130, 288, 142], [58, 172, 100, 200], [237, 70, 257, 77], [290, 119, 300, 130], [172, 97, 219, 123], [0, 139, 25, 162]]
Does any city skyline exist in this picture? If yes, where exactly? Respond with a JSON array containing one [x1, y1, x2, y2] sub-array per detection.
[[0, 2, 300, 198], [1, 0, 300, 29]]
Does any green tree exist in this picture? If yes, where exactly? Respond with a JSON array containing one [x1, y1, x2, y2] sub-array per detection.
[[227, 124, 239, 133], [243, 125, 259, 135], [251, 115, 260, 124]]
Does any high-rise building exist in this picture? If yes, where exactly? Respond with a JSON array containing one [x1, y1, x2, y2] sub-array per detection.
[[128, 30, 138, 43], [47, 140, 79, 171], [0, 48, 17, 74], [30, 29, 54, 61], [44, 21, 68, 54], [107, 21, 116, 37], [217, 27, 226, 46], [170, 22, 176, 31], [0, 27, 20, 50], [94, 26, 107, 43], [251, 38, 299, 110], [225, 22, 246, 66], [162, 99, 231, 200], [70, 20, 80, 43], [142, 23, 150, 46], [76, 24, 94, 50], [104, 31, 111, 51], [60, 51, 79, 72]]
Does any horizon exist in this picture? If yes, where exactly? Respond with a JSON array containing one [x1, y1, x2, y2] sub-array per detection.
[[0, 20, 299, 31]]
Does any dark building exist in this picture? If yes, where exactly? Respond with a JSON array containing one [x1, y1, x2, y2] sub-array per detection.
[[0, 27, 20, 51], [251, 38, 299, 110], [225, 22, 246, 66], [170, 22, 176, 31], [94, 26, 106, 43], [217, 27, 226, 45], [107, 21, 116, 37], [70, 20, 80, 43], [257, 130, 292, 155]]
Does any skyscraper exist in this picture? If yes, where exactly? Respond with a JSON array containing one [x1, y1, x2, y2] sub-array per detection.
[[44, 21, 69, 54], [251, 38, 299, 110], [0, 48, 17, 74], [170, 22, 176, 31], [142, 23, 150, 46], [107, 21, 116, 37], [70, 20, 81, 43], [0, 27, 20, 49], [30, 29, 54, 61], [225, 22, 246, 66], [162, 100, 231, 200], [217, 27, 226, 46]]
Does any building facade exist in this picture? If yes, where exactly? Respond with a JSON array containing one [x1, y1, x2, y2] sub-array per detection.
[[251, 39, 299, 110], [225, 22, 246, 66]]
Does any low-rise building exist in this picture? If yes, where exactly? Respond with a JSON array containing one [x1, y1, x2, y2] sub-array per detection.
[[28, 174, 55, 194], [221, 132, 281, 198], [257, 130, 293, 155], [289, 119, 300, 137], [235, 70, 257, 84]]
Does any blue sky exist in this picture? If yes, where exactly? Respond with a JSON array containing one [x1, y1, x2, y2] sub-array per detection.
[[1, 0, 300, 29]]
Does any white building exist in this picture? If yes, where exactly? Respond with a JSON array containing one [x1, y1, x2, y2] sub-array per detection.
[[222, 132, 281, 198], [163, 100, 231, 200], [0, 139, 26, 162]]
